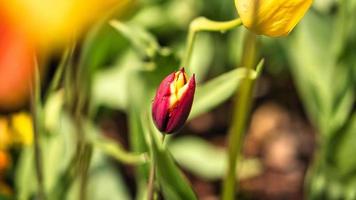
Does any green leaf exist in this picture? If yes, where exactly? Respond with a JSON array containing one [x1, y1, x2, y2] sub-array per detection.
[[92, 51, 141, 111], [79, 22, 130, 73], [286, 10, 355, 137], [333, 114, 356, 176], [188, 33, 215, 82], [87, 152, 131, 200], [65, 151, 131, 200], [286, 11, 337, 135], [110, 20, 160, 59], [142, 114, 197, 200], [92, 36, 178, 112], [189, 67, 257, 119], [15, 147, 36, 200], [169, 136, 262, 180]]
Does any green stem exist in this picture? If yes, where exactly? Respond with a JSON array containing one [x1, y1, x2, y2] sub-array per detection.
[[181, 17, 242, 69], [147, 160, 156, 200], [222, 32, 257, 200], [30, 58, 46, 200], [49, 151, 79, 200], [161, 133, 166, 145], [91, 137, 146, 165], [47, 43, 75, 99], [147, 132, 166, 200], [79, 143, 93, 200]]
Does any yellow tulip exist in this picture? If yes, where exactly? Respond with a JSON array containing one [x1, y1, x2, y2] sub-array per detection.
[[235, 0, 312, 37], [0, 0, 131, 48]]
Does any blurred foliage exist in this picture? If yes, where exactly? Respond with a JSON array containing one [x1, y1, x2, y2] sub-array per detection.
[[5, 0, 257, 198], [283, 0, 356, 199], [260, 0, 356, 199], [253, 0, 356, 198], [0, 0, 355, 199], [168, 136, 262, 181]]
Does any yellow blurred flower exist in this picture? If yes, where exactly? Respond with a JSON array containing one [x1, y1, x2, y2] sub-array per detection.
[[0, 112, 34, 149], [235, 0, 312, 37], [0, 119, 11, 150], [11, 112, 34, 146], [1, 0, 131, 48]]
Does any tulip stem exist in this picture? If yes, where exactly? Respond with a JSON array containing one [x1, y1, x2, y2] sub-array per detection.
[[147, 132, 166, 200], [30, 58, 46, 200], [162, 133, 166, 144], [47, 42, 75, 99], [79, 143, 93, 200], [147, 160, 156, 200], [222, 32, 258, 200], [182, 17, 242, 69]]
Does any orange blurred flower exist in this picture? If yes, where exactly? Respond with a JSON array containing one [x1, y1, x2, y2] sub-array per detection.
[[0, 0, 132, 109], [0, 151, 10, 173], [0, 16, 35, 111]]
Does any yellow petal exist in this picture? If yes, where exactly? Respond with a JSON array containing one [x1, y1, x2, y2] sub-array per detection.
[[169, 70, 189, 108], [11, 112, 34, 146], [235, 0, 312, 37]]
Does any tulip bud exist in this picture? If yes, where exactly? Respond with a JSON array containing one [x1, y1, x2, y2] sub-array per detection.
[[235, 0, 312, 37], [152, 68, 196, 134]]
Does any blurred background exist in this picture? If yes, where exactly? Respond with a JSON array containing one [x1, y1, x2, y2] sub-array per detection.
[[0, 0, 355, 199]]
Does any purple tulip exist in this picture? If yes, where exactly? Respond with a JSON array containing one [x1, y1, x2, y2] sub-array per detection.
[[152, 68, 196, 134]]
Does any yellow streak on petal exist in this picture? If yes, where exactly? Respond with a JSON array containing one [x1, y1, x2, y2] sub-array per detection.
[[169, 70, 190, 109], [177, 84, 189, 100]]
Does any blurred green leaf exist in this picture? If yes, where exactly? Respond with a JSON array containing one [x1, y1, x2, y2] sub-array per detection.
[[169, 136, 262, 180], [110, 20, 160, 59], [333, 114, 356, 176], [130, 0, 196, 31], [65, 151, 131, 200], [93, 25, 179, 112], [189, 33, 215, 82], [189, 67, 257, 119], [92, 51, 141, 111], [80, 21, 130, 73], [286, 10, 355, 136], [87, 151, 131, 200], [44, 115, 77, 198], [228, 28, 244, 67], [286, 6, 356, 199], [313, 0, 336, 13], [15, 147, 36, 200]]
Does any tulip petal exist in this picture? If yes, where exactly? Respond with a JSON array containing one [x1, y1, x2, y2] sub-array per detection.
[[236, 0, 312, 37], [166, 75, 195, 133], [152, 72, 175, 131]]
